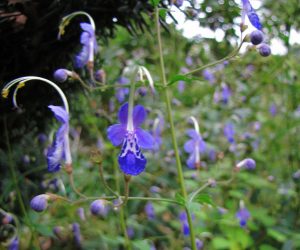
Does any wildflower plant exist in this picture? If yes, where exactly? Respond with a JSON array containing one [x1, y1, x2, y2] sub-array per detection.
[[1, 1, 275, 249]]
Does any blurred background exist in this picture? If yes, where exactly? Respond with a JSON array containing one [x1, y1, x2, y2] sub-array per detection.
[[1, 0, 300, 249]]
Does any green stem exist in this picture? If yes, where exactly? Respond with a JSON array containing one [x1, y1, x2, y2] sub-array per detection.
[[155, 8, 196, 250], [189, 182, 211, 203], [183, 42, 243, 77], [98, 162, 119, 197], [113, 151, 131, 250]]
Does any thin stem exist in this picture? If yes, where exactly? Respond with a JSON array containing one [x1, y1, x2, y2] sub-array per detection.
[[123, 175, 131, 205], [68, 172, 87, 198], [188, 182, 211, 203], [183, 42, 243, 77], [113, 151, 131, 250], [155, 8, 196, 250], [98, 162, 119, 197]]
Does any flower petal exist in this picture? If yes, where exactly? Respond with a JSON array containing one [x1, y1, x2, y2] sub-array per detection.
[[80, 22, 94, 35], [47, 126, 66, 172], [118, 102, 128, 125], [184, 139, 194, 153], [135, 128, 155, 149], [186, 129, 199, 139], [186, 152, 196, 169], [197, 139, 206, 154], [48, 105, 68, 123], [133, 105, 147, 127], [107, 124, 126, 146], [118, 151, 146, 176]]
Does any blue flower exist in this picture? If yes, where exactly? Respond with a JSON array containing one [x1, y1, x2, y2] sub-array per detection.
[[224, 123, 235, 144], [47, 105, 71, 172], [179, 211, 190, 236], [30, 194, 49, 212], [145, 202, 155, 220], [241, 0, 262, 30], [74, 22, 98, 68], [221, 83, 231, 104], [203, 69, 215, 84], [184, 129, 206, 169], [8, 237, 19, 250], [236, 206, 250, 227], [107, 103, 155, 175], [72, 223, 81, 247], [90, 199, 109, 216], [116, 76, 130, 103]]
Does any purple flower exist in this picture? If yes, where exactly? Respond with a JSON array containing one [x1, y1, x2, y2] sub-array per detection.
[[151, 116, 164, 152], [241, 0, 262, 30], [126, 227, 135, 238], [221, 83, 231, 104], [224, 123, 235, 144], [116, 76, 130, 103], [53, 69, 74, 83], [90, 199, 109, 216], [8, 237, 19, 250], [208, 149, 216, 162], [202, 69, 215, 84], [74, 22, 98, 68], [250, 30, 264, 45], [184, 129, 206, 169], [236, 206, 250, 227], [185, 56, 193, 66], [145, 202, 155, 220], [196, 239, 204, 250], [107, 103, 154, 175], [2, 214, 13, 224], [179, 211, 190, 236], [47, 105, 71, 172], [95, 69, 106, 82], [292, 170, 300, 180], [236, 158, 256, 170], [77, 207, 86, 221], [72, 223, 81, 247], [269, 103, 277, 116], [178, 80, 185, 93], [30, 194, 49, 212], [259, 43, 271, 57]]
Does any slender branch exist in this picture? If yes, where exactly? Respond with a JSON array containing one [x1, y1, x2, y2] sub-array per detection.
[[189, 182, 211, 203], [67, 170, 87, 199], [98, 162, 119, 197]]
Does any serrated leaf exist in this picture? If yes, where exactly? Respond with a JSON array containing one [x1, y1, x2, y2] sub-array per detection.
[[175, 192, 186, 205], [194, 193, 215, 207]]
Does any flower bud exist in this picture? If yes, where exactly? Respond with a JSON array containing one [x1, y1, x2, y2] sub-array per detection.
[[250, 30, 264, 45], [90, 199, 108, 216], [53, 69, 69, 82], [258, 44, 271, 57], [236, 158, 256, 170], [95, 69, 106, 83], [30, 194, 49, 212]]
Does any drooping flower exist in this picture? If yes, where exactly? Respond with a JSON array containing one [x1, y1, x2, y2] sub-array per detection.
[[115, 76, 130, 103], [236, 203, 250, 227], [241, 0, 262, 30], [107, 103, 154, 175], [224, 123, 235, 144], [47, 105, 71, 172], [74, 22, 98, 69], [145, 202, 155, 220], [184, 129, 206, 169]]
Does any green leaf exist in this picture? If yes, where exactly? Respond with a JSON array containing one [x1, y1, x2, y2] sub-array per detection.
[[194, 193, 215, 207], [175, 192, 186, 205], [168, 74, 194, 86], [212, 237, 230, 249], [133, 240, 151, 250], [150, 0, 159, 7], [34, 224, 54, 237], [267, 229, 287, 243], [159, 8, 167, 20]]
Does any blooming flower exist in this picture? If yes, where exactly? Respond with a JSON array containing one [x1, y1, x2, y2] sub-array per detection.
[[241, 0, 262, 30], [47, 105, 71, 172], [30, 194, 49, 212], [145, 202, 155, 220], [107, 103, 154, 175], [115, 76, 130, 103], [224, 123, 235, 144], [236, 205, 250, 227], [184, 129, 206, 169], [74, 22, 98, 69]]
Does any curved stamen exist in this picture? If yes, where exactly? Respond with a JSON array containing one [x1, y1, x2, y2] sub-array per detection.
[[2, 76, 69, 113], [189, 116, 200, 134], [138, 66, 155, 94], [58, 11, 96, 39]]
